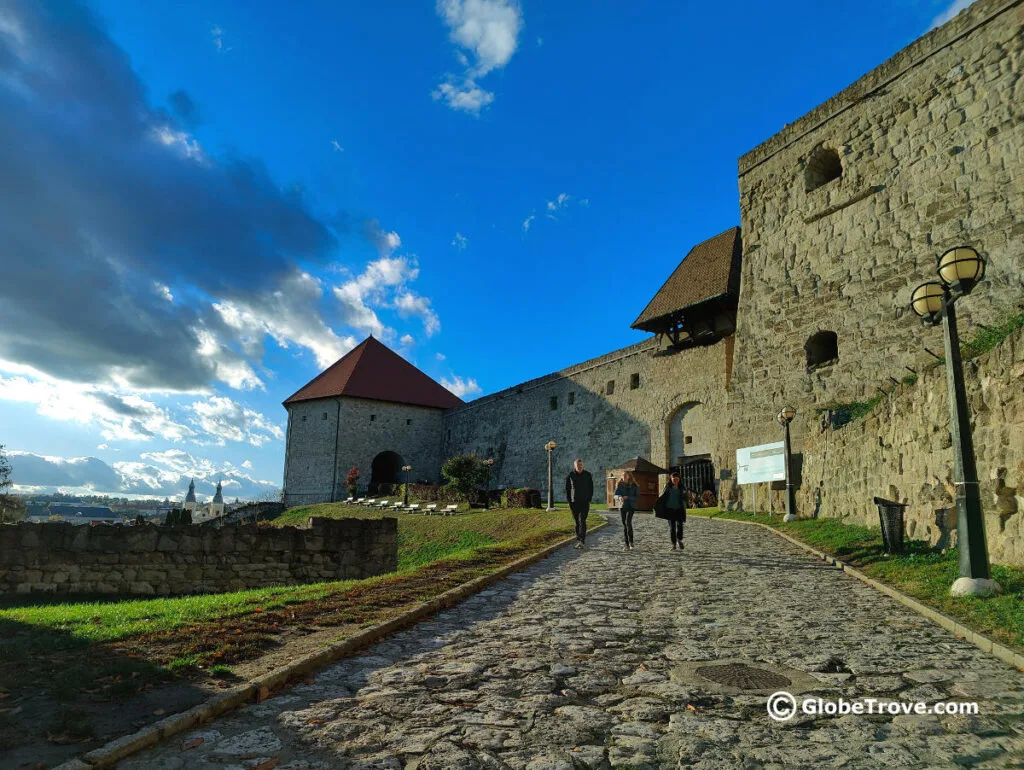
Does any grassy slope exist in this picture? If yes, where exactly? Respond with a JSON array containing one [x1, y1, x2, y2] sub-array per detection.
[[691, 509, 1024, 652]]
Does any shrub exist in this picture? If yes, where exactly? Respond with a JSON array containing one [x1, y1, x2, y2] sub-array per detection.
[[501, 488, 542, 509], [344, 466, 360, 497], [440, 455, 489, 500], [701, 489, 717, 508]]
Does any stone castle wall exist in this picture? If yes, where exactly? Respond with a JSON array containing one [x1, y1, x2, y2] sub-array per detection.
[[284, 397, 445, 507], [798, 325, 1024, 564], [444, 338, 735, 503], [729, 0, 1024, 470], [0, 517, 398, 596]]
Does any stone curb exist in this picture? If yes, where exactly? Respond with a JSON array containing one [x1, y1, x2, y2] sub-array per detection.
[[701, 514, 1024, 671], [53, 518, 607, 770]]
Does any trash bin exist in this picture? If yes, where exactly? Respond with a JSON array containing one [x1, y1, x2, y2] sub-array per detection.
[[873, 497, 908, 554]]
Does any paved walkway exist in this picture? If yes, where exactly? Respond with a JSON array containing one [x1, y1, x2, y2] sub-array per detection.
[[123, 515, 1024, 769]]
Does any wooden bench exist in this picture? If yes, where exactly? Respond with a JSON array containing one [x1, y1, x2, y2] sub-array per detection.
[[404, 503, 421, 512], [443, 504, 459, 515]]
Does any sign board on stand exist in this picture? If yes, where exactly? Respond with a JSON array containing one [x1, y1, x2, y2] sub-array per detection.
[[736, 442, 786, 513]]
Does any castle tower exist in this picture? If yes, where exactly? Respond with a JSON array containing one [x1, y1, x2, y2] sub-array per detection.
[[209, 480, 225, 519], [282, 336, 464, 507], [183, 478, 198, 514]]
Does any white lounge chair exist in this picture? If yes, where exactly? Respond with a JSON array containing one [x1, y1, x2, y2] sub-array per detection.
[[423, 504, 438, 514], [443, 504, 459, 515], [404, 503, 420, 512]]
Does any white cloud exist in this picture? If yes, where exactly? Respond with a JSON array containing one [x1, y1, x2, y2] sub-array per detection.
[[441, 374, 482, 398], [547, 192, 570, 212], [154, 282, 174, 302], [211, 25, 232, 53], [436, 352, 446, 361], [0, 368, 197, 443], [452, 232, 468, 250], [393, 292, 440, 337], [97, 443, 109, 450], [930, 0, 976, 29], [214, 271, 356, 370], [331, 139, 343, 152], [242, 459, 253, 469], [434, 0, 522, 113], [432, 79, 494, 114], [193, 327, 264, 391], [400, 334, 415, 346], [188, 396, 284, 447], [523, 193, 588, 234], [437, 0, 522, 76], [150, 125, 205, 163], [332, 256, 421, 339], [8, 449, 277, 500]]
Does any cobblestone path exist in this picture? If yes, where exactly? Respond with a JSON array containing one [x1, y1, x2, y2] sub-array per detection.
[[124, 515, 1024, 769]]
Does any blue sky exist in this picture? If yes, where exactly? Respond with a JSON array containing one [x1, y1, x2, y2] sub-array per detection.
[[0, 0, 971, 501]]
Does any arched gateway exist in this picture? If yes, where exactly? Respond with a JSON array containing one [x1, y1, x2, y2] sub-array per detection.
[[370, 451, 404, 495], [666, 402, 716, 496]]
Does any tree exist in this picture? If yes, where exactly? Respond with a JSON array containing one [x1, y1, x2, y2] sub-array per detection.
[[0, 444, 11, 495], [0, 444, 24, 523], [440, 455, 489, 500]]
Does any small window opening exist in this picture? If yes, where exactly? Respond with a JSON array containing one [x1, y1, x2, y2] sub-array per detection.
[[301, 415, 307, 422], [406, 418, 412, 425], [805, 146, 842, 192], [630, 373, 640, 390], [550, 396, 558, 411], [447, 429, 451, 440], [322, 411, 328, 420], [805, 330, 839, 369], [685, 435, 693, 445], [606, 380, 615, 396], [568, 392, 575, 405], [370, 414, 376, 422]]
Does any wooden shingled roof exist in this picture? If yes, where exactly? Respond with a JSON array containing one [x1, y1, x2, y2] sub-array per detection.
[[631, 227, 742, 332], [610, 457, 668, 474], [283, 336, 464, 410]]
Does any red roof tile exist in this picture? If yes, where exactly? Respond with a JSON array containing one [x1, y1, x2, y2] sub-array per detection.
[[283, 337, 464, 410]]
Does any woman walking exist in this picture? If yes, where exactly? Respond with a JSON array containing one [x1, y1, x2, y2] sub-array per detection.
[[614, 472, 640, 550], [654, 471, 687, 550]]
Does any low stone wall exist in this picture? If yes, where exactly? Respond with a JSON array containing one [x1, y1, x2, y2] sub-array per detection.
[[0, 517, 398, 596], [800, 325, 1024, 565]]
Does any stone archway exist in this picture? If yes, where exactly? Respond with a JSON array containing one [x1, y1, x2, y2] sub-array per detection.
[[665, 402, 717, 499], [370, 451, 404, 495]]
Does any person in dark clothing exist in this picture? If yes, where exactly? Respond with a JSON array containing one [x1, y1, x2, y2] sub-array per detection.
[[614, 471, 640, 551], [654, 471, 687, 550], [565, 459, 594, 549]]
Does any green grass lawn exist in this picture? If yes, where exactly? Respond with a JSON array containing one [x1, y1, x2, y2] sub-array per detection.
[[690, 508, 1024, 652]]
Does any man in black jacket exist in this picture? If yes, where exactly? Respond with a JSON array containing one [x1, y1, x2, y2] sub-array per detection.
[[565, 459, 594, 549]]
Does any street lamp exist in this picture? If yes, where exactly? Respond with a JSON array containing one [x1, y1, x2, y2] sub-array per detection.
[[401, 465, 412, 506], [776, 406, 797, 522], [909, 245, 999, 597], [545, 441, 557, 511], [484, 458, 494, 509]]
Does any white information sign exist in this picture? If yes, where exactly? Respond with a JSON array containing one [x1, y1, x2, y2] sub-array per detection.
[[736, 442, 786, 485]]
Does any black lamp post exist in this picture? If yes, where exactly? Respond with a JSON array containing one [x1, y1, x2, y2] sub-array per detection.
[[545, 441, 557, 511], [484, 458, 494, 509], [909, 246, 998, 597], [401, 465, 412, 506], [777, 406, 797, 522]]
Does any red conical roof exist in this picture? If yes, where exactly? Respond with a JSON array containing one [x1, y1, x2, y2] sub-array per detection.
[[283, 337, 464, 410]]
